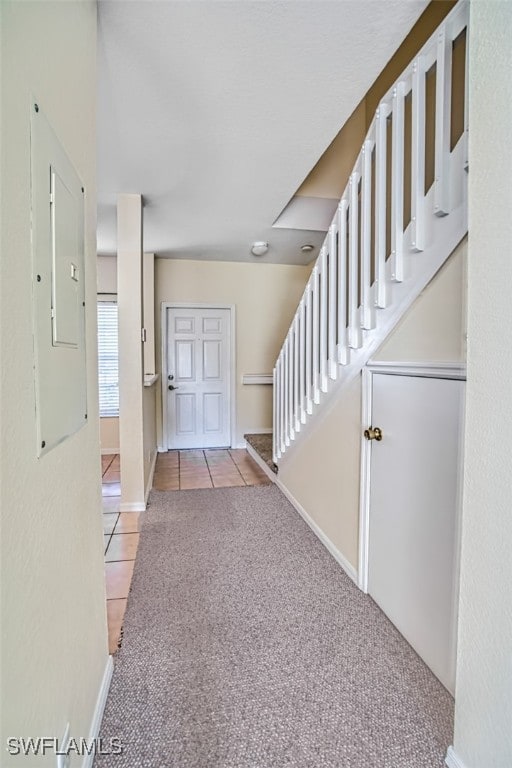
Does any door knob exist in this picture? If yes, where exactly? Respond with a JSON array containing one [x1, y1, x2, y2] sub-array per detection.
[[168, 385, 179, 391], [364, 426, 383, 441]]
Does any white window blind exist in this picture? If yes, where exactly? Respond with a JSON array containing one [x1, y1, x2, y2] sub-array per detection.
[[97, 302, 119, 417]]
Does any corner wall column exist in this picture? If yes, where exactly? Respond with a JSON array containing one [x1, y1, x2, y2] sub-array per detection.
[[117, 193, 145, 511]]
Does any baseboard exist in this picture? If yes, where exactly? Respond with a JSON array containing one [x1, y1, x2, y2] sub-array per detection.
[[145, 449, 158, 503], [119, 502, 146, 512], [83, 655, 114, 768], [101, 448, 119, 456], [275, 477, 359, 586], [244, 427, 273, 435], [445, 746, 469, 768], [245, 442, 277, 483]]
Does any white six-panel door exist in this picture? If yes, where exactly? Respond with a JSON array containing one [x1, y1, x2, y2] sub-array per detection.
[[166, 307, 231, 449], [367, 373, 464, 694]]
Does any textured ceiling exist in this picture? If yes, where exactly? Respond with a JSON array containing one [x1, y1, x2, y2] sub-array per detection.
[[97, 0, 428, 265]]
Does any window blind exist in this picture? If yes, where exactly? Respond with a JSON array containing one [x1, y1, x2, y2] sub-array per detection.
[[97, 302, 119, 417]]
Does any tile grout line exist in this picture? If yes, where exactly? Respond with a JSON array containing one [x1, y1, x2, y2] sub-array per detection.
[[205, 450, 242, 488], [102, 453, 116, 478], [202, 450, 215, 489], [231, 453, 247, 485]]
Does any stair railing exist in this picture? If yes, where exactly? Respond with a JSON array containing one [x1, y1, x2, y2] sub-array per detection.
[[273, 0, 468, 464]]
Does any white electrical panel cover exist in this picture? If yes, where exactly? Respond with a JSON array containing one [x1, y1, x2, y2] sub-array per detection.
[[31, 102, 87, 457]]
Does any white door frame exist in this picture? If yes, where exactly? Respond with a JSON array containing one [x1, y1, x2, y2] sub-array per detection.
[[160, 302, 237, 451], [358, 360, 466, 593]]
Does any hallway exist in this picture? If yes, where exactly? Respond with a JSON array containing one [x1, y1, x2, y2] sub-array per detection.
[[96, 483, 453, 767]]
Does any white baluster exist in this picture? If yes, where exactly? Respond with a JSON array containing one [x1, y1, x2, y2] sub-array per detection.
[[411, 57, 426, 252], [312, 266, 321, 403], [283, 339, 289, 447], [361, 139, 375, 329], [391, 80, 405, 282], [288, 329, 295, 442], [434, 24, 452, 216], [337, 198, 350, 363], [375, 103, 390, 308], [319, 247, 328, 392], [299, 299, 306, 423], [348, 172, 362, 349], [294, 314, 301, 432], [273, 366, 278, 462], [328, 223, 338, 379], [279, 353, 285, 455], [464, 23, 469, 172], [305, 280, 313, 414]]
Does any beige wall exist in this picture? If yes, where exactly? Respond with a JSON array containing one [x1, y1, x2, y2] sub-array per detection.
[[143, 384, 158, 496], [279, 376, 362, 567], [155, 259, 310, 446], [97, 254, 118, 295], [100, 417, 120, 454], [374, 238, 467, 362], [0, 0, 109, 756], [279, 240, 467, 570], [451, 3, 512, 765]]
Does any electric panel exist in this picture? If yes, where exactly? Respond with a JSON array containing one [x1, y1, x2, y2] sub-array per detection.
[[31, 102, 87, 457]]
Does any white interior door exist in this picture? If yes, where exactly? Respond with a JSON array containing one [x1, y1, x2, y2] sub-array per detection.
[[367, 373, 464, 693], [166, 307, 231, 449]]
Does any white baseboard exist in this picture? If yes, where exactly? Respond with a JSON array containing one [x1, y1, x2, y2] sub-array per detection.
[[145, 449, 158, 503], [101, 448, 119, 456], [244, 427, 273, 435], [245, 442, 277, 483], [445, 747, 469, 768], [83, 655, 114, 768], [119, 502, 146, 512], [275, 477, 359, 586]]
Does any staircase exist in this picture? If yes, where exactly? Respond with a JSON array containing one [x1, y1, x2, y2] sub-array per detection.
[[273, 0, 468, 465]]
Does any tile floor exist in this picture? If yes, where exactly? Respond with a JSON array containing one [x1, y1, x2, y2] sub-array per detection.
[[152, 448, 271, 491], [102, 448, 270, 653]]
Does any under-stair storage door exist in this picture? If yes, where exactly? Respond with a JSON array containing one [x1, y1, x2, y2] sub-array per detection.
[[167, 307, 231, 449], [367, 373, 464, 694]]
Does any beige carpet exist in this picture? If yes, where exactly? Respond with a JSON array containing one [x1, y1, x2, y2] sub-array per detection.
[[95, 485, 453, 767]]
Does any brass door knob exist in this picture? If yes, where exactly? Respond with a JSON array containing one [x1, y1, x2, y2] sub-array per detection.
[[364, 426, 383, 441]]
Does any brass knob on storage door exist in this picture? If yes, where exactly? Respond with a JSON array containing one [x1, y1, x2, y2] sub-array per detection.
[[364, 426, 383, 441]]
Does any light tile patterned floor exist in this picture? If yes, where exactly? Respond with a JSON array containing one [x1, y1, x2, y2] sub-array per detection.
[[102, 448, 270, 653], [153, 449, 271, 491]]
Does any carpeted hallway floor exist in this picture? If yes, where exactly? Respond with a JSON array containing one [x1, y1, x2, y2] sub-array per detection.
[[95, 484, 453, 767]]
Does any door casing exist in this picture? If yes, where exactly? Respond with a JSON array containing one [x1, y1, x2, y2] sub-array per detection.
[[160, 302, 237, 451]]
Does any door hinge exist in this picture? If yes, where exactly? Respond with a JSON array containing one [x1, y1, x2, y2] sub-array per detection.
[[141, 328, 147, 343]]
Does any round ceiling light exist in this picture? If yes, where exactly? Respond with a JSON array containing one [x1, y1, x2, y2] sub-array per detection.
[[251, 241, 269, 257], [301, 244, 315, 253]]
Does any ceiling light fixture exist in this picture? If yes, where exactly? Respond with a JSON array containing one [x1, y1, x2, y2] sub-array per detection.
[[251, 241, 269, 257], [301, 244, 315, 253]]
